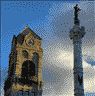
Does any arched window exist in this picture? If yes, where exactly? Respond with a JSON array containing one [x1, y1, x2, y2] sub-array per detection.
[[32, 52, 39, 65], [28, 61, 35, 77], [21, 60, 35, 79], [21, 61, 28, 79]]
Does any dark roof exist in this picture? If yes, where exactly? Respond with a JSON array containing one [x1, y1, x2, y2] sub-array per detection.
[[19, 25, 42, 40]]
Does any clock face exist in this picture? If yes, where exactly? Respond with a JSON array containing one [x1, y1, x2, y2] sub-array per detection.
[[28, 40, 34, 45]]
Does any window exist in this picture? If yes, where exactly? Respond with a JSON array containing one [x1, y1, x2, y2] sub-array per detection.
[[32, 52, 39, 65], [21, 61, 28, 79], [21, 60, 35, 79], [28, 61, 35, 77], [18, 91, 34, 96]]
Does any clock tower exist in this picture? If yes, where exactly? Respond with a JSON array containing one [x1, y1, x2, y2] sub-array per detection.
[[4, 24, 44, 96]]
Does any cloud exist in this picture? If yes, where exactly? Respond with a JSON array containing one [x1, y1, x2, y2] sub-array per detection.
[[42, 39, 95, 95], [84, 76, 95, 93]]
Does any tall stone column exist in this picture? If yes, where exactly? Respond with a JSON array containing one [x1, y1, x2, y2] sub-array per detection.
[[69, 4, 85, 96]]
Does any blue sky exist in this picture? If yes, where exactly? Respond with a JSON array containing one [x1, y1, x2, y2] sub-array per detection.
[[1, 1, 95, 96], [1, 1, 76, 68], [1, 1, 95, 68]]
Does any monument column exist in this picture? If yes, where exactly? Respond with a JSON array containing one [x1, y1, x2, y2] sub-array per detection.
[[69, 4, 85, 96]]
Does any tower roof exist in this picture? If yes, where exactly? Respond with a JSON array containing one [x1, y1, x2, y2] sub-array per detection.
[[19, 24, 42, 40]]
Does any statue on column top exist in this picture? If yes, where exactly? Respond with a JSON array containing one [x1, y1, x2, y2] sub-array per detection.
[[74, 4, 81, 25]]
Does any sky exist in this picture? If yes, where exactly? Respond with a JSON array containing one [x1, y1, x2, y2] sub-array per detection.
[[1, 0, 95, 96]]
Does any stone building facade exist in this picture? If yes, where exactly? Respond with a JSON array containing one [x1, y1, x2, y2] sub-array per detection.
[[4, 25, 44, 96]]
